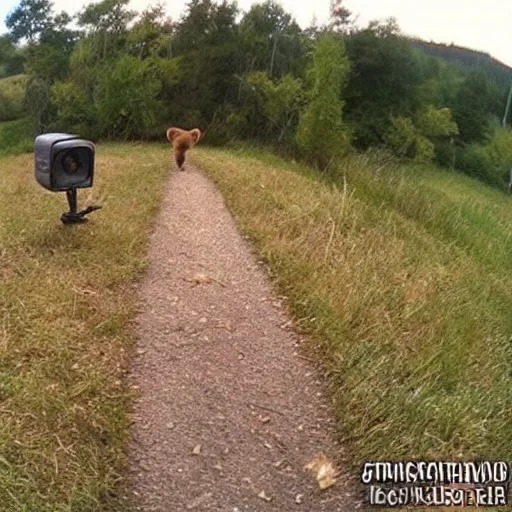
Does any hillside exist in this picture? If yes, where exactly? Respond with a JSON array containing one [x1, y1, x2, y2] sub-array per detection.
[[0, 142, 510, 510], [194, 145, 512, 473], [410, 38, 512, 88]]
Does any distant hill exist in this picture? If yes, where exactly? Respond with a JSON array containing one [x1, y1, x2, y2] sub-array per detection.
[[409, 39, 512, 89]]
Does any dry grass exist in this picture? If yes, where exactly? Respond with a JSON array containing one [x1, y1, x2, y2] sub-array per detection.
[[193, 146, 512, 511], [1, 139, 510, 511], [0, 142, 170, 510]]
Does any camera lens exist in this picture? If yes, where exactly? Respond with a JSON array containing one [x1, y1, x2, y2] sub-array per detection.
[[62, 151, 80, 174]]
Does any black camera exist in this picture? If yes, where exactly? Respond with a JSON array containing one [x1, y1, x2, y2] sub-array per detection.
[[34, 133, 95, 191], [34, 133, 101, 224]]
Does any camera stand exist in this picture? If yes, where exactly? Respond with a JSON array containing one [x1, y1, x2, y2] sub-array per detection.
[[61, 188, 102, 225]]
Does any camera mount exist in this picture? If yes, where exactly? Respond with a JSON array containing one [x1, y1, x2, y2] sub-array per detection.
[[34, 133, 101, 225], [61, 188, 102, 225]]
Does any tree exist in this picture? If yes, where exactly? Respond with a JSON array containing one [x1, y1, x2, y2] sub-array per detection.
[[328, 0, 354, 34], [5, 0, 52, 43], [169, 0, 240, 129], [5, 0, 80, 134], [77, 0, 135, 34], [384, 106, 458, 162], [452, 70, 502, 143], [415, 105, 459, 140], [95, 55, 162, 139], [0, 35, 25, 77], [238, 1, 304, 79], [343, 20, 423, 149], [296, 33, 351, 166], [77, 0, 136, 61], [126, 4, 173, 59], [50, 79, 97, 136], [242, 71, 303, 143], [384, 116, 428, 160]]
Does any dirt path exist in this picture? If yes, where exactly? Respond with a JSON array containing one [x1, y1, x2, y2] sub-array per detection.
[[127, 164, 360, 511]]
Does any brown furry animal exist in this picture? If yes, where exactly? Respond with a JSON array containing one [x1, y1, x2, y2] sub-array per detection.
[[166, 126, 204, 170]]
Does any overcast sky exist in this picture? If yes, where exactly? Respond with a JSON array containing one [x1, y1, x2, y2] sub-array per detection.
[[1, 0, 511, 68]]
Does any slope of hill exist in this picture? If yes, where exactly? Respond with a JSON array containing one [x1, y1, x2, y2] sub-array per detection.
[[0, 142, 510, 511], [194, 145, 512, 477], [409, 38, 512, 88]]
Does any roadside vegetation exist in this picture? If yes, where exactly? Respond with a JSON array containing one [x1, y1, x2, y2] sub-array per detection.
[[194, 146, 512, 470], [0, 143, 168, 510], [1, 0, 512, 509]]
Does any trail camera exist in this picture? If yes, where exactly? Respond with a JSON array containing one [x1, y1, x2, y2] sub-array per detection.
[[34, 133, 101, 224]]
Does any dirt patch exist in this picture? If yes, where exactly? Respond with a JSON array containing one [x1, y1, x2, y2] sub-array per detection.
[[127, 164, 361, 511]]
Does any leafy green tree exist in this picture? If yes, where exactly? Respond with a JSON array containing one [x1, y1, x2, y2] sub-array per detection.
[[22, 75, 52, 132], [77, 0, 136, 61], [169, 0, 240, 130], [385, 107, 458, 162], [0, 35, 25, 77], [6, 0, 80, 133], [416, 105, 459, 140], [296, 33, 351, 166], [343, 20, 423, 149], [77, 0, 135, 34], [50, 79, 97, 136], [0, 74, 28, 121], [486, 127, 512, 171], [384, 116, 423, 159], [328, 0, 353, 33], [242, 71, 303, 143], [24, 18, 79, 81], [5, 0, 52, 42], [95, 55, 162, 139], [126, 4, 173, 59], [237, 1, 305, 79], [452, 70, 503, 143]]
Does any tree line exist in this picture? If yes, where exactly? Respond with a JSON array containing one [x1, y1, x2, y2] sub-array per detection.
[[1, 0, 512, 188]]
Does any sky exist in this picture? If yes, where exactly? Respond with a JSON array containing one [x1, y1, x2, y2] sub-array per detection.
[[1, 0, 511, 68]]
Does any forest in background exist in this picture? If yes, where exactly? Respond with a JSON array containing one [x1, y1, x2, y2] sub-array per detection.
[[1, 0, 512, 189]]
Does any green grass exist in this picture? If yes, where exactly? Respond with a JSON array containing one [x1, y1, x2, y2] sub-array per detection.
[[2, 140, 511, 510], [0, 74, 28, 122], [193, 147, 512, 510], [0, 142, 169, 510], [0, 117, 33, 155]]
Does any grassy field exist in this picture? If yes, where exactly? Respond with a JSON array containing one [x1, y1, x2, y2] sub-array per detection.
[[193, 147, 511, 508], [0, 142, 169, 510], [1, 140, 511, 510]]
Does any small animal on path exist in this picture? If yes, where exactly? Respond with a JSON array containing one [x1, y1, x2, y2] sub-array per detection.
[[166, 126, 205, 171]]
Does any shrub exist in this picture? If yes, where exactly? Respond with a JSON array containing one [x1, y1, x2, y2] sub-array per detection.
[[0, 74, 28, 122], [455, 144, 505, 188], [296, 33, 351, 167], [50, 80, 99, 138], [95, 55, 163, 139]]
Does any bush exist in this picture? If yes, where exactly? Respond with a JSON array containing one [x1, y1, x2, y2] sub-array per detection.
[[50, 80, 99, 138], [0, 74, 28, 122], [96, 55, 163, 140], [243, 71, 303, 145], [454, 144, 506, 188], [0, 117, 33, 155], [434, 140, 456, 169], [486, 127, 512, 171], [296, 33, 351, 167], [385, 107, 459, 164]]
